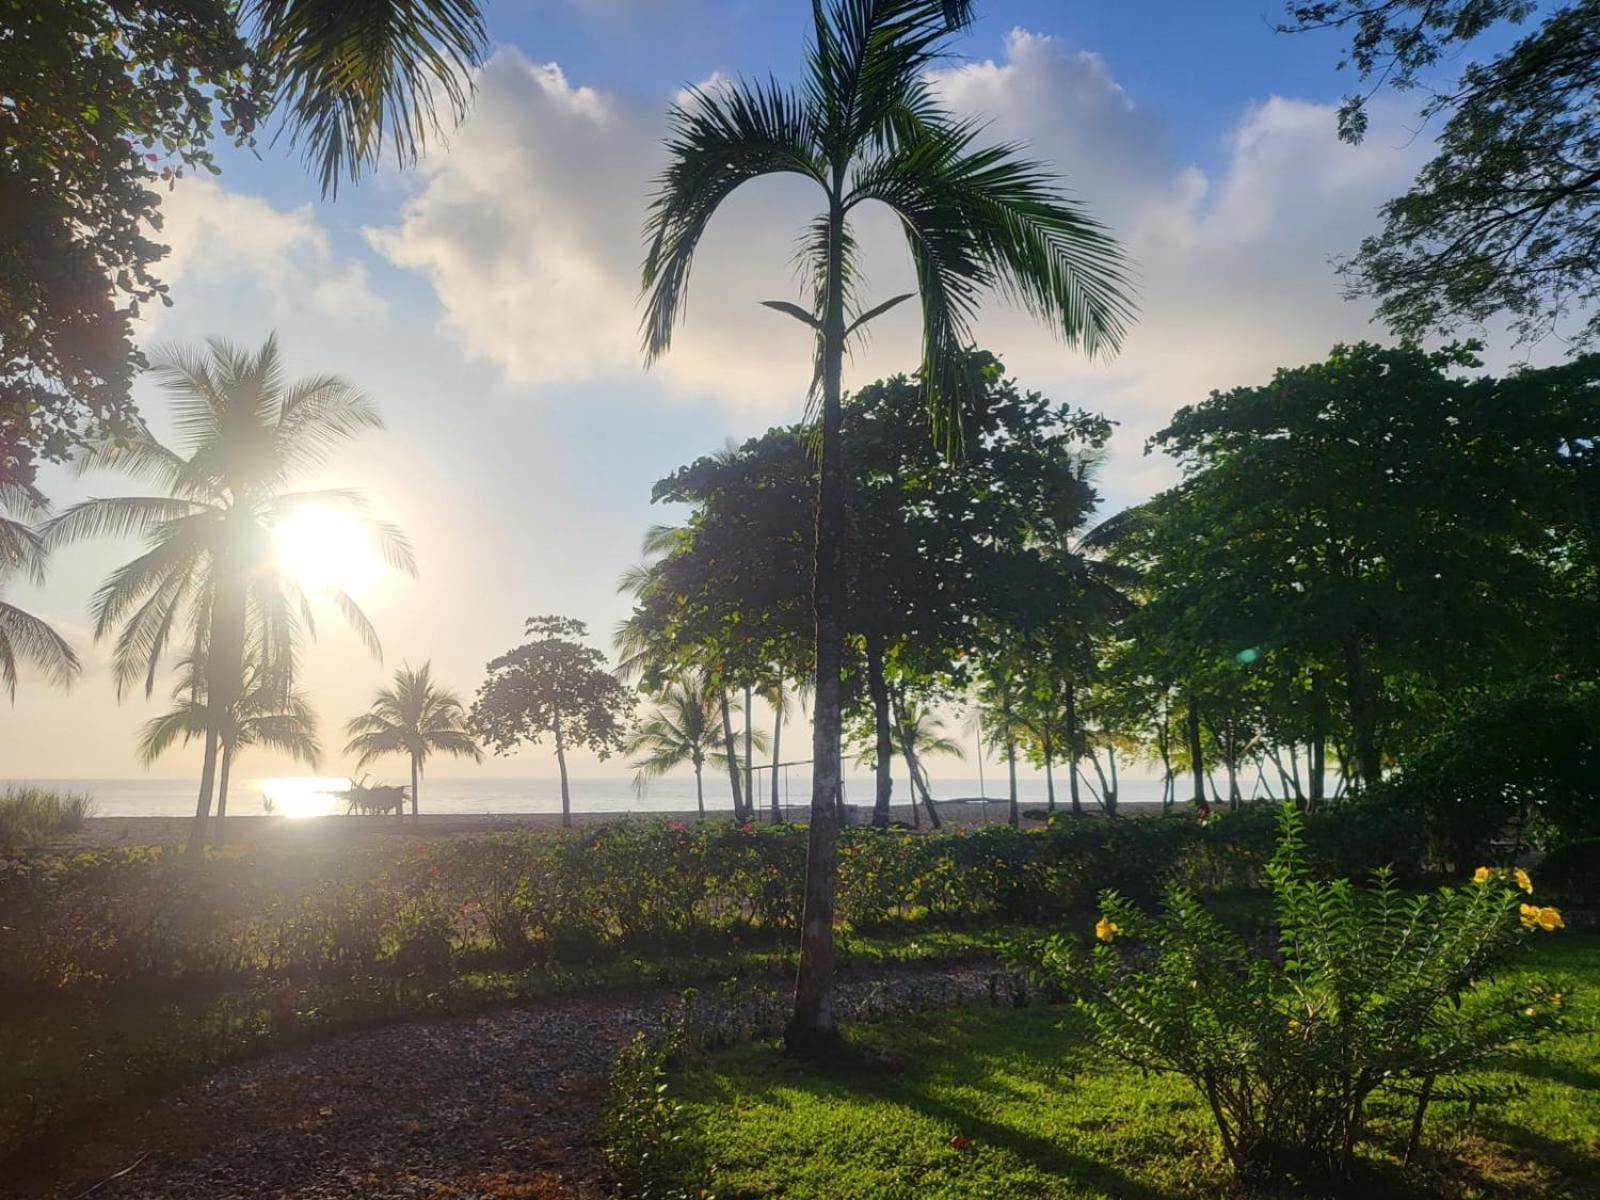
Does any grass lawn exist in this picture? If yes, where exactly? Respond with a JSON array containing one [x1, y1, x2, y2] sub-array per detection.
[[673, 933, 1600, 1199]]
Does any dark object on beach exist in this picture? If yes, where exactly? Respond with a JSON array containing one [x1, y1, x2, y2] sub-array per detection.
[[340, 777, 410, 817]]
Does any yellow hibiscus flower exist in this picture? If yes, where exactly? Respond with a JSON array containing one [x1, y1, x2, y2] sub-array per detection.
[[1520, 903, 1541, 929], [1537, 907, 1564, 932], [1513, 867, 1533, 894], [1473, 866, 1493, 884], [1095, 917, 1120, 943]]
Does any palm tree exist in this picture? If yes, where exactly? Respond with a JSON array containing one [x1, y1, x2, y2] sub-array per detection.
[[246, 0, 488, 197], [0, 484, 79, 700], [642, 0, 1132, 1049], [889, 692, 963, 828], [626, 673, 766, 818], [345, 663, 481, 819], [47, 336, 414, 852], [140, 650, 321, 834]]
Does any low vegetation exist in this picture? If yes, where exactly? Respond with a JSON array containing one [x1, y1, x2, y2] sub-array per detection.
[[658, 935, 1596, 1199], [0, 787, 90, 849]]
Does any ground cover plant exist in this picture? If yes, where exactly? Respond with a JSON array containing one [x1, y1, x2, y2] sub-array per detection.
[[0, 787, 91, 850], [660, 933, 1596, 1199]]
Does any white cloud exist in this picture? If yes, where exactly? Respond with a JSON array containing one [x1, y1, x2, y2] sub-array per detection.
[[149, 178, 386, 331], [367, 32, 1431, 506]]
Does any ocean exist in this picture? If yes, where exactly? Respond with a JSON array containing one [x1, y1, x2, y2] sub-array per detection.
[[2, 774, 1185, 819]]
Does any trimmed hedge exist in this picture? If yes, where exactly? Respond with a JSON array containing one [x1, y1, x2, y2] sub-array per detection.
[[0, 799, 1422, 1000]]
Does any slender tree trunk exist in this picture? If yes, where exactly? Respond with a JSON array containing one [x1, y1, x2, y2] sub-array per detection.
[[1341, 635, 1381, 788], [1042, 726, 1056, 814], [694, 761, 705, 818], [1065, 683, 1083, 816], [892, 692, 941, 830], [866, 632, 893, 828], [908, 760, 920, 828], [1158, 716, 1174, 813], [974, 710, 986, 798], [719, 685, 744, 819], [771, 701, 783, 822], [1108, 746, 1119, 815], [189, 559, 246, 856], [411, 755, 421, 821], [787, 190, 846, 1055], [1006, 732, 1019, 828], [211, 740, 234, 847], [553, 715, 572, 828], [744, 684, 754, 820], [1309, 672, 1328, 807], [1187, 695, 1208, 814]]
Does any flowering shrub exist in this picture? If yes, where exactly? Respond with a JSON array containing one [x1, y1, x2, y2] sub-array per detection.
[[1030, 805, 1569, 1183], [0, 805, 1435, 1000]]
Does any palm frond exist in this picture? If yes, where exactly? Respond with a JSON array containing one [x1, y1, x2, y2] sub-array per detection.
[[0, 599, 81, 699]]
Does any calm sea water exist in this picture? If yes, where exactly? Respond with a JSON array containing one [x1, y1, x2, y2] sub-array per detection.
[[3, 774, 1186, 818]]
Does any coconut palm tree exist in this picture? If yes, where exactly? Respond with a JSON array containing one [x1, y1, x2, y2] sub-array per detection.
[[46, 335, 414, 853], [0, 485, 79, 700], [626, 673, 766, 818], [889, 692, 963, 828], [248, 0, 488, 197], [140, 650, 321, 837], [345, 662, 481, 819], [641, 0, 1133, 1049]]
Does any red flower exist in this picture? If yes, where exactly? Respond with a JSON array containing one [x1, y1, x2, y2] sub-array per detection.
[[950, 1135, 971, 1150]]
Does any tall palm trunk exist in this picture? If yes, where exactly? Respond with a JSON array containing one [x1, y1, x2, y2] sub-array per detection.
[[1342, 635, 1381, 788], [787, 191, 846, 1055], [411, 754, 421, 820], [866, 632, 893, 828], [211, 739, 234, 847], [694, 760, 705, 817], [189, 555, 247, 856], [770, 701, 783, 822], [1005, 729, 1019, 828], [719, 685, 744, 818], [553, 709, 572, 828], [743, 684, 754, 819]]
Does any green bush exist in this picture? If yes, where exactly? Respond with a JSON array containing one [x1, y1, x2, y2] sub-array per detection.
[[1028, 805, 1571, 1184], [601, 1032, 698, 1200], [0, 788, 91, 849], [0, 805, 1421, 1000], [1538, 837, 1600, 908]]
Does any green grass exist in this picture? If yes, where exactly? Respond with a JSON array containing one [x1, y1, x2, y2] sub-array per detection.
[[0, 787, 91, 849], [673, 934, 1600, 1199]]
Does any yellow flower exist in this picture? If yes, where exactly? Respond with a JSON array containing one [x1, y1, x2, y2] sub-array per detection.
[[1473, 866, 1493, 884], [1288, 1018, 1302, 1032], [1537, 907, 1564, 932], [1095, 917, 1120, 943], [1520, 903, 1541, 929], [1525, 1006, 1537, 1018], [1513, 867, 1533, 894], [1552, 992, 1563, 1008]]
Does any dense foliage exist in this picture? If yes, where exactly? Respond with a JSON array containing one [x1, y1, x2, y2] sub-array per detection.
[[1038, 806, 1569, 1182]]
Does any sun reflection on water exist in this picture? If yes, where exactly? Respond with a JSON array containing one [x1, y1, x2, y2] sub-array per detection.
[[254, 777, 348, 819]]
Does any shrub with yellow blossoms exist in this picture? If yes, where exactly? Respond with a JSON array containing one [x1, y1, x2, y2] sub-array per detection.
[[1023, 804, 1571, 1185]]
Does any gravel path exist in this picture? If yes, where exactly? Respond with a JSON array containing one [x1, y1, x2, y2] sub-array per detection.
[[10, 960, 1015, 1200]]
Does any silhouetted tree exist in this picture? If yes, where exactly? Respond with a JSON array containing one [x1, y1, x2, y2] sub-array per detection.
[[346, 663, 482, 820]]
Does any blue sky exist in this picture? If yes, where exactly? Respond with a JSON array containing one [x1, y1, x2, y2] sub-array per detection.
[[3, 1, 1552, 784]]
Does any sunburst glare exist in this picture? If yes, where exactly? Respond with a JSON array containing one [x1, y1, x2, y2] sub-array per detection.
[[256, 777, 348, 819], [273, 507, 386, 598]]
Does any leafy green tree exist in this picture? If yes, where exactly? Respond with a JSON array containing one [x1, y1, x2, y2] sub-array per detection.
[[46, 335, 413, 852], [0, 484, 80, 699], [471, 615, 633, 827], [641, 0, 1131, 1051], [140, 649, 320, 836], [345, 662, 482, 820], [2, 0, 487, 487], [1283, 0, 1600, 347], [1138, 342, 1598, 791]]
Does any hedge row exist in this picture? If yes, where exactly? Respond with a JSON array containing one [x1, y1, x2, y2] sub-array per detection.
[[0, 799, 1424, 998]]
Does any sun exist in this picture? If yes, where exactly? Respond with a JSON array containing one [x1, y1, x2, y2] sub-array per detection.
[[273, 507, 385, 597]]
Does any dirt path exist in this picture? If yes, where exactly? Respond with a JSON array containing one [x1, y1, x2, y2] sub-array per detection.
[[9, 960, 1012, 1199]]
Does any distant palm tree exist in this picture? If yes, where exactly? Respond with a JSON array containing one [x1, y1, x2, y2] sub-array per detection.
[[890, 693, 963, 829], [0, 485, 79, 700], [642, 0, 1132, 1051], [47, 336, 414, 852], [345, 663, 481, 819], [625, 673, 764, 818], [140, 650, 321, 834]]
